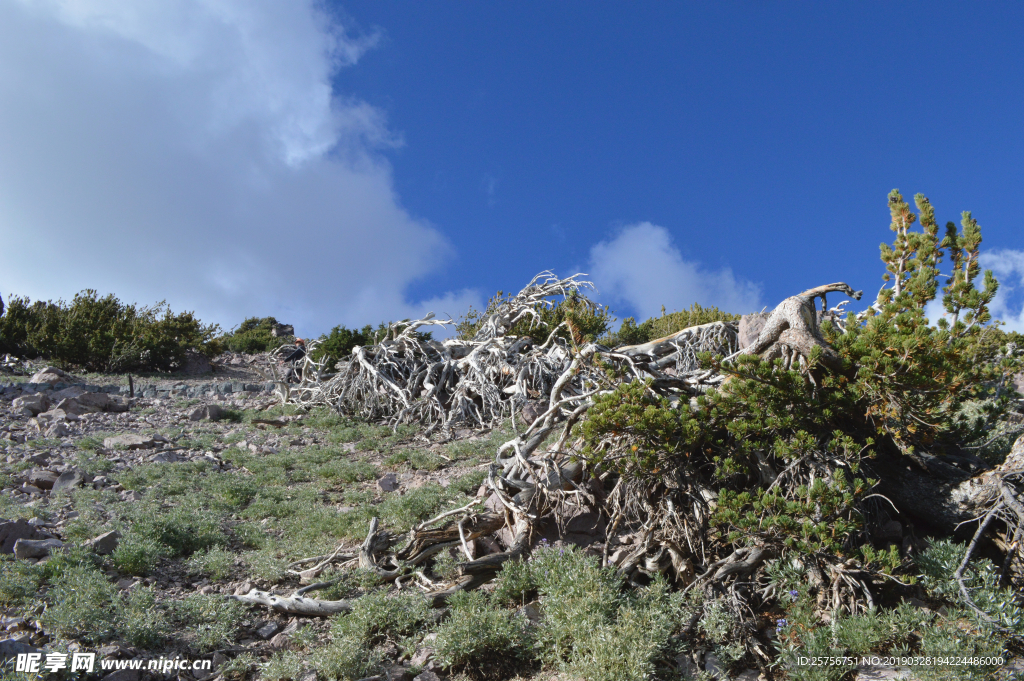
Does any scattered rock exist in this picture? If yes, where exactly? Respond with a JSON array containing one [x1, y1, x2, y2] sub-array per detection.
[[412, 672, 440, 681], [0, 638, 41, 662], [377, 473, 399, 493], [189, 404, 226, 421], [704, 651, 725, 680], [101, 669, 140, 681], [103, 433, 167, 450], [26, 469, 58, 490], [86, 530, 121, 555], [13, 537, 63, 559], [52, 470, 85, 493], [734, 670, 762, 681], [257, 622, 280, 639], [0, 519, 43, 554], [12, 394, 50, 416], [410, 646, 434, 667]]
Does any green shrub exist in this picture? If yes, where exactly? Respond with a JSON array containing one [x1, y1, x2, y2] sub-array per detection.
[[186, 547, 236, 580], [41, 565, 119, 644], [917, 538, 1024, 633], [0, 290, 220, 370], [221, 316, 287, 354], [111, 533, 165, 575], [311, 324, 386, 369], [173, 594, 248, 653], [434, 590, 534, 679], [604, 303, 743, 347], [332, 589, 431, 648], [128, 502, 226, 557], [0, 556, 44, 608], [458, 290, 612, 345]]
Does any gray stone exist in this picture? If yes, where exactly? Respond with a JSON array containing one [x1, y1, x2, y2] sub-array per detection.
[[13, 537, 63, 559], [103, 433, 166, 450], [0, 638, 41, 662], [257, 621, 280, 639], [11, 394, 50, 416], [52, 470, 85, 493], [738, 313, 770, 350], [412, 672, 440, 681], [26, 469, 58, 490], [86, 530, 120, 555], [409, 647, 434, 667], [189, 404, 226, 421], [0, 520, 42, 553], [734, 671, 761, 681], [704, 651, 725, 679], [29, 367, 66, 384], [377, 473, 399, 493], [101, 669, 140, 681]]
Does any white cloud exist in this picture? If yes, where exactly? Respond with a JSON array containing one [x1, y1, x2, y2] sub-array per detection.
[[982, 249, 1024, 333], [0, 0, 480, 336], [587, 222, 762, 320]]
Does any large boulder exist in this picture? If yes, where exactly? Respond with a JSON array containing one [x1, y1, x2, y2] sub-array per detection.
[[0, 519, 43, 554], [13, 538, 63, 560], [29, 367, 66, 385], [737, 313, 770, 350], [25, 469, 58, 490], [189, 404, 225, 421], [11, 394, 50, 416]]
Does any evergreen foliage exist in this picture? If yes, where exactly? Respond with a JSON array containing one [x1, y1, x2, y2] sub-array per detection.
[[605, 302, 743, 347], [0, 290, 220, 371], [458, 290, 613, 345], [221, 316, 289, 354], [581, 189, 1021, 580]]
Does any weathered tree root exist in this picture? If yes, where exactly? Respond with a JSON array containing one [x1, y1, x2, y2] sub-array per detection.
[[227, 589, 352, 616]]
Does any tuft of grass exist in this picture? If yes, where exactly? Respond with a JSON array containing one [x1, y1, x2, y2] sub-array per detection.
[[111, 533, 165, 575], [173, 593, 248, 654], [186, 547, 236, 580]]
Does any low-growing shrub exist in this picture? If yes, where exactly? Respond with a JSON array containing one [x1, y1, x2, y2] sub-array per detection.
[[111, 533, 165, 575], [332, 589, 431, 649], [173, 594, 248, 654], [434, 590, 535, 679]]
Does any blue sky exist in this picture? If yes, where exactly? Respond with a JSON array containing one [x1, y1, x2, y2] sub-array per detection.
[[1, 2, 1023, 335]]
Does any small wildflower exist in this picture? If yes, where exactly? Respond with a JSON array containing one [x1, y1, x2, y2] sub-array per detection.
[[789, 590, 799, 601], [775, 618, 788, 635]]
